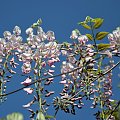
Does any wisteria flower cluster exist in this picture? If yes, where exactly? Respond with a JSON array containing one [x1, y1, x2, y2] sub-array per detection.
[[0, 17, 120, 120]]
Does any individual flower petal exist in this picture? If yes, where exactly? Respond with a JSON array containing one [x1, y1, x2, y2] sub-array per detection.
[[23, 103, 31, 108], [21, 77, 32, 86], [47, 77, 54, 81], [59, 80, 67, 84], [45, 91, 54, 97], [23, 88, 33, 94], [48, 69, 54, 73], [23, 98, 36, 108], [0, 59, 2, 63]]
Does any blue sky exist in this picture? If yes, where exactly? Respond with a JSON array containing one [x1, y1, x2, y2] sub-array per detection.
[[0, 0, 120, 120]]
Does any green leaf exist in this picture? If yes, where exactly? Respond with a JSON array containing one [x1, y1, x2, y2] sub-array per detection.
[[96, 32, 109, 40], [45, 115, 55, 119], [78, 22, 91, 29], [6, 113, 23, 120], [36, 112, 45, 120], [97, 43, 110, 51], [117, 105, 120, 119], [93, 18, 104, 29], [31, 18, 42, 28], [31, 23, 39, 28], [85, 16, 92, 23], [37, 18, 42, 24], [86, 34, 93, 40]]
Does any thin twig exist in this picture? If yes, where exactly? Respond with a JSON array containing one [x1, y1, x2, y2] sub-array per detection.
[[0, 60, 119, 98], [70, 60, 120, 100], [0, 67, 80, 97]]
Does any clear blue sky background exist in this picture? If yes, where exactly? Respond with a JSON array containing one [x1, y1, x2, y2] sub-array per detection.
[[0, 0, 120, 120]]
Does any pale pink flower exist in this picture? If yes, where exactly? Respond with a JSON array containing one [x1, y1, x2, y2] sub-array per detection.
[[37, 27, 47, 41], [59, 80, 67, 84], [51, 65, 55, 68], [108, 27, 120, 50], [47, 59, 55, 66], [61, 50, 67, 55], [23, 88, 33, 94], [23, 103, 31, 108], [33, 35, 41, 43], [61, 61, 74, 74], [68, 56, 76, 64], [61, 74, 66, 80], [46, 31, 55, 41], [3, 31, 12, 40], [9, 57, 19, 68], [21, 77, 32, 86], [0, 59, 2, 62], [44, 72, 47, 76], [85, 56, 92, 62], [48, 69, 54, 73], [52, 57, 60, 62], [45, 91, 54, 97], [22, 52, 33, 62], [41, 61, 46, 67], [70, 30, 79, 39], [26, 28, 33, 35], [78, 35, 88, 45], [34, 69, 38, 74], [48, 72, 53, 76], [22, 97, 36, 108], [47, 77, 54, 81], [13, 26, 21, 36], [9, 69, 16, 74], [37, 26, 44, 34], [22, 62, 31, 74]]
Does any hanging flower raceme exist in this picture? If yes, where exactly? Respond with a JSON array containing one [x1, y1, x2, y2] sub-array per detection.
[[0, 26, 23, 56], [108, 27, 120, 51]]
